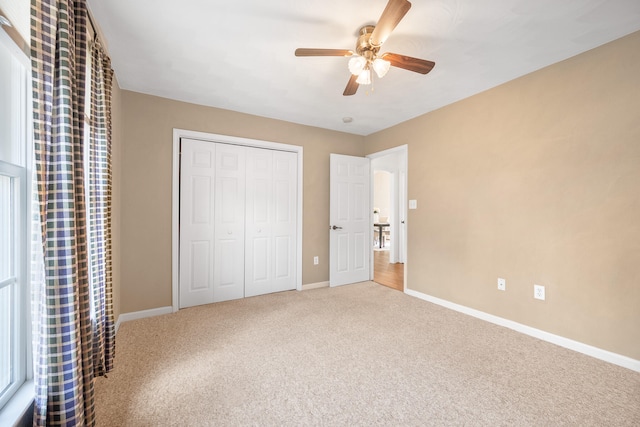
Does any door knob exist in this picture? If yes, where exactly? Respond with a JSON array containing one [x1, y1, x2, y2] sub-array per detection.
[[331, 225, 343, 230]]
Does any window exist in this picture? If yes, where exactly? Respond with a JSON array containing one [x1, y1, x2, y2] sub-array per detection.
[[0, 22, 31, 411]]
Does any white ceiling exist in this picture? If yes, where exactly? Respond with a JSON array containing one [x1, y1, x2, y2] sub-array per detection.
[[86, 0, 640, 136]]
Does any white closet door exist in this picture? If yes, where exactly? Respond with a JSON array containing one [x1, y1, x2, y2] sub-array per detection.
[[245, 148, 297, 297], [179, 139, 216, 308], [213, 144, 246, 302], [270, 150, 298, 293]]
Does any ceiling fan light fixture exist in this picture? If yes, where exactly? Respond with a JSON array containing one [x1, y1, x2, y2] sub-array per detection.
[[356, 67, 372, 85], [372, 58, 390, 78], [348, 56, 367, 75], [294, 0, 435, 96]]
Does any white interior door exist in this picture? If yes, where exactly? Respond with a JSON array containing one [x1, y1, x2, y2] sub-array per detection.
[[181, 139, 298, 307], [245, 147, 272, 297], [179, 139, 216, 308], [270, 150, 298, 293], [213, 143, 246, 302], [174, 131, 303, 311], [245, 148, 297, 297], [330, 154, 370, 287]]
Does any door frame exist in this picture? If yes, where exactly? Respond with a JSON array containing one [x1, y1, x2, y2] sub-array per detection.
[[171, 128, 304, 312], [367, 145, 408, 291]]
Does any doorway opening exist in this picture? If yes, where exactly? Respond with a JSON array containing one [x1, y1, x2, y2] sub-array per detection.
[[369, 146, 407, 292]]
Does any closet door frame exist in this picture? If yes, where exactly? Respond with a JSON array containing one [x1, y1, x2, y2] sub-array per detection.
[[171, 128, 303, 312]]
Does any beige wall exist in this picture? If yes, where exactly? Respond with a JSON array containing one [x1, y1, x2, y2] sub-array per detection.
[[118, 92, 364, 313], [365, 31, 640, 360]]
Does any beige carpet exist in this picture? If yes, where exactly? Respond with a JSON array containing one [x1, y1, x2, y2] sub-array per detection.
[[95, 282, 640, 426]]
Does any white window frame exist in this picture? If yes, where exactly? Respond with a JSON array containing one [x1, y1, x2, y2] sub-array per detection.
[[0, 16, 34, 424], [0, 162, 27, 405]]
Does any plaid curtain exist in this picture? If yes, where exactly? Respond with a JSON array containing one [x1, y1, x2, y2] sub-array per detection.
[[31, 0, 114, 425], [88, 40, 115, 376]]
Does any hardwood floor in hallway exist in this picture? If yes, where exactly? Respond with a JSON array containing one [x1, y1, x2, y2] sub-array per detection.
[[373, 250, 404, 291]]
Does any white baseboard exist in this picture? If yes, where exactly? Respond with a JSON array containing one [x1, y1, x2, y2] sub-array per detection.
[[302, 281, 329, 291], [115, 306, 173, 333], [405, 288, 640, 373]]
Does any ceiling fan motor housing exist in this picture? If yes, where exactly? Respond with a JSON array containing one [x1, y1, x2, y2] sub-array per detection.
[[356, 25, 380, 59]]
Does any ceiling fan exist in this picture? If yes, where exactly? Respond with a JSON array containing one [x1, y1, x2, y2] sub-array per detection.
[[295, 0, 435, 96]]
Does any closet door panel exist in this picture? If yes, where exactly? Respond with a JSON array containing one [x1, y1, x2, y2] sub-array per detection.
[[179, 139, 215, 308], [245, 148, 273, 297], [181, 140, 298, 305], [213, 144, 246, 302], [274, 235, 292, 279], [270, 151, 297, 293], [252, 237, 269, 282]]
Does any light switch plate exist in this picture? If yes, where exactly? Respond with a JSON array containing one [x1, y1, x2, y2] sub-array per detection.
[[409, 200, 417, 209]]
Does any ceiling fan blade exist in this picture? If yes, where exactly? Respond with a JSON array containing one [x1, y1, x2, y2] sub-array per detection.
[[370, 0, 412, 47], [295, 48, 353, 57], [382, 52, 435, 74], [343, 74, 359, 96]]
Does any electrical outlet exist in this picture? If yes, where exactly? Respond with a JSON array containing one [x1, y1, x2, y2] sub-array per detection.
[[497, 278, 506, 291], [534, 284, 545, 300], [313, 256, 319, 265]]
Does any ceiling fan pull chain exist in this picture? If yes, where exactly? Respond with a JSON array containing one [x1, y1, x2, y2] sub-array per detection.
[[367, 72, 375, 96]]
